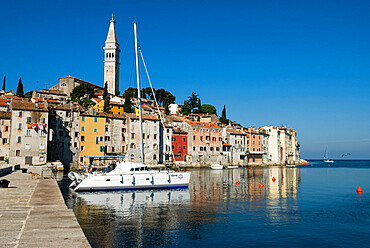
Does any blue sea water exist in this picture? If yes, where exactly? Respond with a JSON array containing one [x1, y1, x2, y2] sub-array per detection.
[[59, 160, 370, 248]]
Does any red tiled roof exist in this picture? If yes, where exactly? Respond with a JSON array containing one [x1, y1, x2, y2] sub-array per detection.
[[185, 120, 221, 128], [126, 113, 160, 121], [0, 111, 11, 119], [12, 100, 48, 111], [226, 128, 246, 135]]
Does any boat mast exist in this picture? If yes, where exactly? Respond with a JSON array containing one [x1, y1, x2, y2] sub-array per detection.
[[134, 22, 145, 164]]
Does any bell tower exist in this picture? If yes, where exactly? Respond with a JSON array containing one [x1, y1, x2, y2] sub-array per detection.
[[104, 14, 120, 95]]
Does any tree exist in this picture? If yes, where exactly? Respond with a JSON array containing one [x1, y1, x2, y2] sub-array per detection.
[[220, 105, 228, 124], [200, 104, 217, 115], [182, 92, 201, 114], [16, 78, 24, 97], [123, 93, 132, 113], [70, 83, 95, 104], [165, 104, 170, 115], [122, 88, 138, 99], [2, 76, 5, 91], [24, 91, 33, 99], [103, 82, 110, 113]]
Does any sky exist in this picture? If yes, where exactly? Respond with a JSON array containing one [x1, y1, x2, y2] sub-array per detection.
[[1, 0, 370, 159]]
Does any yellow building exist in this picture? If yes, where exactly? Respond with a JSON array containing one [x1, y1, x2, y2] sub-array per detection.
[[79, 114, 106, 165], [93, 99, 125, 115]]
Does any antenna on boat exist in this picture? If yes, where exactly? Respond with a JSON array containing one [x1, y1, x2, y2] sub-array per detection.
[[134, 22, 145, 164]]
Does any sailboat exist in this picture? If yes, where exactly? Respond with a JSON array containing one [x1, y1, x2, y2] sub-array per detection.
[[68, 23, 191, 191], [323, 147, 334, 163]]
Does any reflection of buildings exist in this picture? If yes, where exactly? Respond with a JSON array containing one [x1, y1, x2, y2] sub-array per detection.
[[64, 168, 301, 247]]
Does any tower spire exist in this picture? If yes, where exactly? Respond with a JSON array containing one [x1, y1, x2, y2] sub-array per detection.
[[104, 15, 120, 95]]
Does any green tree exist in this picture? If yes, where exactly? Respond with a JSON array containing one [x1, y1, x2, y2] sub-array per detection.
[[16, 78, 24, 97], [123, 93, 132, 113], [182, 92, 201, 114], [2, 76, 5, 91], [200, 104, 217, 115], [24, 91, 33, 98], [220, 105, 228, 124], [70, 83, 95, 104], [122, 88, 138, 99], [165, 104, 170, 115], [103, 82, 110, 113], [142, 87, 155, 100]]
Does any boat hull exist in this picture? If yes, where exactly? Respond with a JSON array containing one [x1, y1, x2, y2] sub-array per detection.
[[74, 171, 191, 192]]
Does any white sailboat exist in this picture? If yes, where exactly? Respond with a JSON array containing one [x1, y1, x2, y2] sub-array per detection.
[[323, 147, 334, 163], [68, 23, 191, 191]]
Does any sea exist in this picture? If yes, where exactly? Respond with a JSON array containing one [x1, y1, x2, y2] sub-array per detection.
[[58, 160, 370, 248]]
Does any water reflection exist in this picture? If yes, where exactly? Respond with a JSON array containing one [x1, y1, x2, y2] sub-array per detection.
[[60, 167, 301, 247]]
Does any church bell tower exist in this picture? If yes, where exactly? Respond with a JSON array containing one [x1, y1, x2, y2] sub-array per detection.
[[104, 14, 120, 95]]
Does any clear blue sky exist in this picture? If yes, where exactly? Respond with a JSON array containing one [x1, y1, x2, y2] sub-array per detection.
[[1, 0, 370, 159]]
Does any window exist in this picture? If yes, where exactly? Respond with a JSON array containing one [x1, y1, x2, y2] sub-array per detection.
[[130, 143, 136, 149], [81, 145, 84, 151], [154, 134, 157, 140], [206, 129, 209, 132], [18, 112, 22, 117], [105, 127, 108, 131], [94, 128, 97, 132], [183, 138, 186, 142], [17, 123, 22, 130], [40, 130, 46, 136], [96, 137, 99, 144], [74, 142, 77, 148], [16, 150, 20, 156], [40, 144, 45, 149], [219, 137, 222, 141], [2, 138, 7, 144], [216, 147, 220, 151], [105, 136, 110, 141], [112, 147, 115, 152], [206, 136, 210, 141], [200, 136, 203, 141], [81, 136, 85, 142], [183, 145, 186, 150], [200, 147, 203, 151], [26, 129, 31, 136], [100, 136, 103, 142], [61, 82, 67, 87], [27, 117, 32, 123], [81, 116, 85, 122], [25, 144, 30, 150], [80, 157, 83, 163], [81, 126, 85, 132], [122, 146, 125, 152], [153, 154, 157, 160], [94, 117, 97, 123], [193, 136, 196, 141], [212, 137, 216, 141], [172, 137, 176, 141], [210, 147, 214, 151], [172, 145, 175, 150], [204, 147, 207, 151], [131, 133, 135, 139], [122, 128, 126, 132], [193, 146, 195, 151], [17, 136, 21, 143], [4, 126, 8, 132]]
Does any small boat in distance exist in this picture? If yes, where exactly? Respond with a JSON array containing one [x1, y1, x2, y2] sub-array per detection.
[[323, 147, 334, 163], [227, 165, 239, 169], [211, 164, 224, 170]]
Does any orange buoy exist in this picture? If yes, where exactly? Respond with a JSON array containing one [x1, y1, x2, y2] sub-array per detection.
[[250, 168, 253, 171], [357, 186, 363, 193], [272, 177, 276, 182], [259, 183, 264, 188], [236, 180, 240, 185]]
